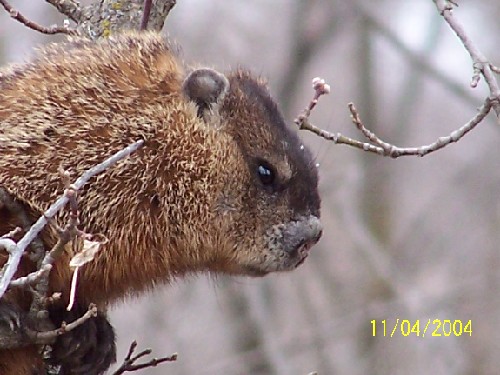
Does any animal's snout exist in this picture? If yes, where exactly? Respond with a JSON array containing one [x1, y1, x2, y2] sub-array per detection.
[[282, 215, 322, 255]]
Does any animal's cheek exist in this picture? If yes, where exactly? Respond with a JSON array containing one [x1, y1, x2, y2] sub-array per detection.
[[225, 244, 271, 277], [213, 193, 239, 215]]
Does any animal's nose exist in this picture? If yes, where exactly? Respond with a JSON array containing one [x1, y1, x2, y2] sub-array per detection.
[[283, 215, 322, 254], [311, 228, 323, 245]]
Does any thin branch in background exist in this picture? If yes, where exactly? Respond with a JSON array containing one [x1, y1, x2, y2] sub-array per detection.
[[295, 78, 493, 158], [432, 0, 500, 117], [354, 2, 478, 107], [45, 0, 82, 23], [347, 99, 491, 157], [112, 341, 177, 374], [0, 0, 76, 35], [140, 0, 153, 30], [278, 0, 350, 114], [295, 79, 386, 155], [294, 1, 499, 157], [0, 140, 144, 299]]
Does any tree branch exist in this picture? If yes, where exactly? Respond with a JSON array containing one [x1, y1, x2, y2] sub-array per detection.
[[0, 140, 144, 299], [432, 0, 500, 117], [0, 0, 76, 35], [4, 0, 177, 39], [28, 304, 98, 344], [0, 303, 97, 349], [297, 2, 499, 157], [45, 0, 82, 23], [295, 78, 493, 158], [76, 0, 176, 39], [345, 99, 492, 157], [112, 341, 177, 374]]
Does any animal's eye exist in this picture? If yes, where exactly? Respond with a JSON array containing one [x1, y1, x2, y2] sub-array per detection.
[[257, 163, 275, 186]]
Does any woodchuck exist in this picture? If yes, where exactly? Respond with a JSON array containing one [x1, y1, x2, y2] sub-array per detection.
[[0, 32, 322, 374]]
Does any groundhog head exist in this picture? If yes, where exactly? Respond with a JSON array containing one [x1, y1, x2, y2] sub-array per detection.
[[183, 68, 322, 276]]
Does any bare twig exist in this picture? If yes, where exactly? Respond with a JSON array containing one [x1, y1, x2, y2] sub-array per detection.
[[112, 341, 177, 374], [24, 183, 81, 326], [346, 99, 491, 157], [432, 0, 500, 116], [295, 78, 493, 158], [0, 238, 17, 255], [1, 227, 22, 240], [0, 140, 144, 298], [40, 185, 79, 269], [29, 303, 98, 344], [9, 264, 52, 288], [0, 0, 76, 35], [296, 2, 498, 158], [0, 302, 96, 349]]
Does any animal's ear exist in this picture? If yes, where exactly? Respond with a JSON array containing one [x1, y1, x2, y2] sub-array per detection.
[[182, 68, 229, 119]]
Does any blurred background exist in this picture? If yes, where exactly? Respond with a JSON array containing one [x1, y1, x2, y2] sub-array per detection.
[[1, 1, 500, 374]]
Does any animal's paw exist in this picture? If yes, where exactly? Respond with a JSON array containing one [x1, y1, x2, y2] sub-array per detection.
[[0, 300, 33, 348], [49, 305, 116, 375], [0, 300, 24, 332]]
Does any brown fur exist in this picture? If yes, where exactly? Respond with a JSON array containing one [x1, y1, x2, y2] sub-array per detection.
[[0, 32, 322, 374]]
